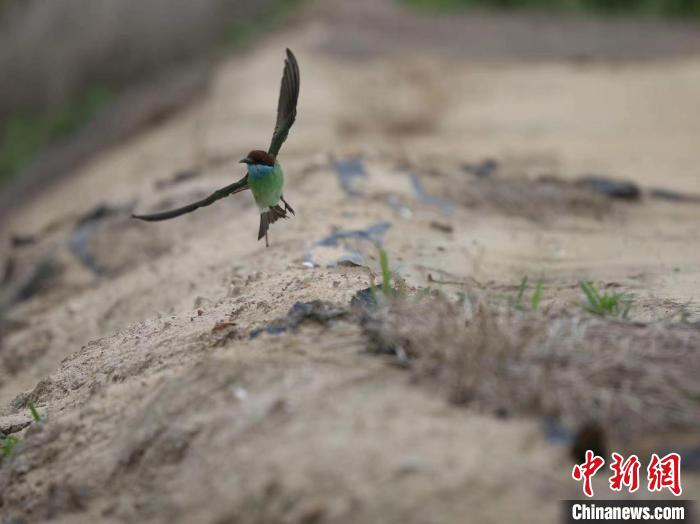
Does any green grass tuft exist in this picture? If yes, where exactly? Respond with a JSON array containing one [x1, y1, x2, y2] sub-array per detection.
[[0, 402, 47, 461], [513, 275, 544, 311], [371, 246, 410, 300], [1, 434, 18, 459], [579, 280, 632, 318]]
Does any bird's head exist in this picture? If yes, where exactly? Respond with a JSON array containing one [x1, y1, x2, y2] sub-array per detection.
[[240, 150, 275, 166]]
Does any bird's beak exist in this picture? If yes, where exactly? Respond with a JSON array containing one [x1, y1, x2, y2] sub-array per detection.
[[239, 158, 251, 164]]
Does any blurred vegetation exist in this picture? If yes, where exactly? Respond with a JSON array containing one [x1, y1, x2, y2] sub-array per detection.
[[0, 87, 114, 184], [0, 0, 300, 188], [404, 0, 700, 17]]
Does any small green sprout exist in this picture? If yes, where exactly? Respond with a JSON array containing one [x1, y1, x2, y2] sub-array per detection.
[[531, 278, 544, 310], [1, 434, 18, 459], [0, 402, 46, 462], [369, 246, 408, 300], [28, 402, 43, 423], [379, 247, 392, 297], [514, 276, 544, 310], [579, 281, 632, 319]]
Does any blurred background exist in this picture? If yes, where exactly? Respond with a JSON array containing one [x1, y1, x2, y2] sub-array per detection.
[[1, 1, 699, 522], [0, 0, 300, 209], [2, 0, 700, 208]]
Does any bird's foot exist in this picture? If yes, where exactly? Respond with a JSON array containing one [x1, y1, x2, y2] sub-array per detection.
[[281, 196, 295, 216]]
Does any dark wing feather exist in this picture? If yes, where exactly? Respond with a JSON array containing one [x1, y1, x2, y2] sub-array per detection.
[[132, 175, 248, 222], [268, 49, 300, 157]]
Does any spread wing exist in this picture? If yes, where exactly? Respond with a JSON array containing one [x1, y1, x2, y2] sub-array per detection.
[[132, 175, 248, 221], [268, 48, 300, 158]]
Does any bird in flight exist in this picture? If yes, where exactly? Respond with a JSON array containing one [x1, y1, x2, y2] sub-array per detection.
[[133, 49, 300, 247]]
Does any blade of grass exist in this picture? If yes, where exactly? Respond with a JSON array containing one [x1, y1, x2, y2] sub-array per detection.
[[379, 247, 392, 297], [580, 281, 600, 313], [531, 278, 544, 310], [515, 276, 528, 309], [28, 401, 42, 423]]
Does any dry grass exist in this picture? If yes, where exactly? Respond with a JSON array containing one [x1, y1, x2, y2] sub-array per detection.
[[365, 294, 700, 438]]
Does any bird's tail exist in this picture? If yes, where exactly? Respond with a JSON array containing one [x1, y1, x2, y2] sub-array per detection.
[[257, 212, 269, 242], [257, 205, 288, 242]]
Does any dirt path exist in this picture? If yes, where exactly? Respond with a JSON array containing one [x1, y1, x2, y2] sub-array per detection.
[[1, 1, 699, 522]]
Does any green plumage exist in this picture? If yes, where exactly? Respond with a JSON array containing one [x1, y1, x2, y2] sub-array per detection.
[[248, 162, 284, 211]]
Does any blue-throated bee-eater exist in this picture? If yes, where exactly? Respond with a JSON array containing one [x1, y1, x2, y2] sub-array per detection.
[[133, 49, 300, 247]]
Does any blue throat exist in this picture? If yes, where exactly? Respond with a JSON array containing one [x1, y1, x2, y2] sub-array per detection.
[[248, 163, 274, 178]]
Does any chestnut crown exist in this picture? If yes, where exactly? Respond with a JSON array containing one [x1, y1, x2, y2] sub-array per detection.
[[242, 150, 275, 166]]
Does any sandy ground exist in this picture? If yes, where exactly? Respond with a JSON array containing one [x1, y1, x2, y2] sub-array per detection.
[[1, 1, 699, 522]]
